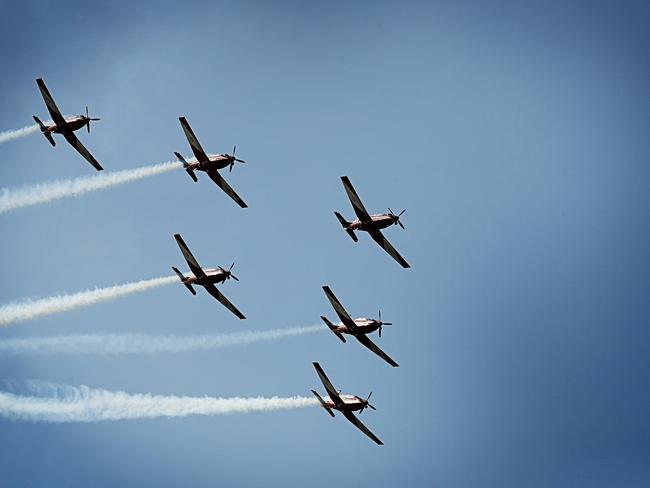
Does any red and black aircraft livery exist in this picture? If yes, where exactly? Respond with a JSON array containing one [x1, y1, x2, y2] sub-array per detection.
[[33, 78, 103, 171], [335, 176, 410, 268], [172, 233, 246, 320], [174, 117, 248, 208], [311, 362, 383, 445]]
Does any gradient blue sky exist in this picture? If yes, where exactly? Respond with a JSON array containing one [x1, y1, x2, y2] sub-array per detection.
[[1, 1, 649, 486]]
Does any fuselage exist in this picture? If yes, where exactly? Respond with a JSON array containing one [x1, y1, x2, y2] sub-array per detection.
[[186, 154, 236, 172], [331, 317, 382, 335], [319, 394, 368, 412], [180, 268, 229, 286], [45, 115, 91, 134], [347, 213, 399, 232]]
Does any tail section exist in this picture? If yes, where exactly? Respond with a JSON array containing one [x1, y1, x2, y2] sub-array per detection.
[[334, 212, 358, 242], [311, 390, 335, 417], [320, 315, 346, 343], [172, 266, 196, 295], [175, 152, 198, 182], [33, 116, 55, 146]]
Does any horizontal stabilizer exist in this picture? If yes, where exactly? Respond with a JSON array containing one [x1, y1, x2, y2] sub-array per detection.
[[172, 266, 186, 281], [174, 152, 198, 182], [43, 131, 55, 147], [172, 266, 197, 295], [320, 315, 346, 343], [311, 390, 335, 417], [32, 115, 47, 132], [174, 152, 189, 166], [33, 116, 55, 146], [334, 212, 357, 242], [334, 211, 349, 228]]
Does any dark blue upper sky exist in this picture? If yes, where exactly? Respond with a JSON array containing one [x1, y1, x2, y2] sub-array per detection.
[[0, 1, 649, 486]]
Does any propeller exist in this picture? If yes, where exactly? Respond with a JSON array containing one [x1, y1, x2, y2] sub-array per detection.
[[85, 106, 100, 133], [388, 207, 406, 229], [377, 309, 392, 338], [359, 392, 376, 414], [228, 145, 247, 172], [221, 261, 239, 281]]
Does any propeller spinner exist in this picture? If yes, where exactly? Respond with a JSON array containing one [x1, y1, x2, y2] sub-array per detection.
[[388, 207, 406, 229], [228, 145, 247, 172], [359, 391, 377, 414], [219, 261, 239, 281], [85, 106, 100, 133], [377, 309, 392, 338]]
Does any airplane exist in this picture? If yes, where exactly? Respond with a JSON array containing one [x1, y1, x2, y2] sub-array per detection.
[[171, 233, 246, 319], [335, 176, 410, 268], [320, 285, 399, 367], [32, 78, 103, 171], [174, 117, 248, 208], [311, 362, 383, 445]]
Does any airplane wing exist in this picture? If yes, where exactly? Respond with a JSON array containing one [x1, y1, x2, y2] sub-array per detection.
[[355, 334, 399, 367], [368, 229, 410, 269], [178, 117, 210, 163], [173, 234, 206, 278], [342, 411, 383, 445], [62, 132, 103, 171], [340, 176, 371, 222], [206, 168, 248, 208], [312, 362, 344, 405], [36, 78, 66, 126], [321, 285, 357, 331], [203, 283, 246, 319]]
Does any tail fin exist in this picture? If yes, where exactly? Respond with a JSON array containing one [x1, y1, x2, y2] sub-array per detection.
[[172, 266, 196, 295], [334, 212, 358, 242], [175, 152, 198, 182], [320, 315, 346, 343], [33, 116, 55, 146], [311, 390, 335, 417]]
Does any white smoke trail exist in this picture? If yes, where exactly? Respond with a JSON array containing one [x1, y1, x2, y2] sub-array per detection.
[[0, 325, 325, 355], [0, 160, 183, 214], [0, 276, 177, 326], [0, 381, 319, 423], [0, 123, 42, 144]]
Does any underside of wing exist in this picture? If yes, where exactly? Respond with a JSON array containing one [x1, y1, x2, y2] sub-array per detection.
[[178, 117, 209, 163], [321, 285, 357, 331], [312, 362, 343, 405], [36, 78, 66, 126], [342, 411, 383, 445], [173, 234, 206, 278], [206, 169, 248, 208], [368, 229, 410, 268], [62, 132, 103, 171], [340, 176, 371, 222], [204, 284, 246, 319], [355, 334, 399, 367]]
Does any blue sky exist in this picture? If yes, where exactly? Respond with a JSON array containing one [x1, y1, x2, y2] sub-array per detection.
[[1, 1, 649, 486]]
